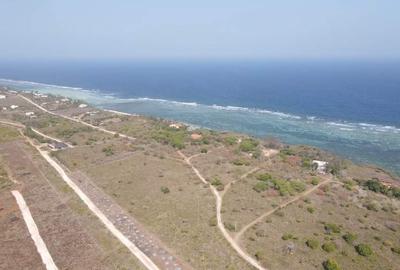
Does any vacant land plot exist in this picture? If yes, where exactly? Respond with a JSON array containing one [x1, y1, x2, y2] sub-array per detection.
[[79, 150, 252, 269], [241, 182, 400, 270]]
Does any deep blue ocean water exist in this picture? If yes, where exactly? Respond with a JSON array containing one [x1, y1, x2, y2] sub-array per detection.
[[0, 60, 399, 175]]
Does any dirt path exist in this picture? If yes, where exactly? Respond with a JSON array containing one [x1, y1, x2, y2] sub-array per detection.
[[234, 178, 333, 242], [11, 190, 58, 270], [30, 127, 74, 148], [177, 151, 266, 270], [0, 191, 45, 269], [18, 94, 136, 141], [221, 167, 260, 198]]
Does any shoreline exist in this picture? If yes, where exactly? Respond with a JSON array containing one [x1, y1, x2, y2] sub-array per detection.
[[1, 81, 399, 176]]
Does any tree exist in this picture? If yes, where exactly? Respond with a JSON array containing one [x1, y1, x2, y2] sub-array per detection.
[[323, 259, 341, 270], [355, 244, 373, 257]]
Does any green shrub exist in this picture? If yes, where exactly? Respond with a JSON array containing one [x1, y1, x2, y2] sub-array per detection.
[[311, 178, 319, 185], [254, 251, 264, 261], [102, 146, 114, 156], [208, 217, 217, 227], [224, 222, 235, 231], [282, 233, 294, 240], [324, 223, 341, 234], [391, 246, 400, 255], [306, 239, 319, 249], [160, 186, 170, 194], [253, 181, 269, 193], [239, 138, 259, 152], [152, 127, 187, 149], [211, 177, 222, 186], [307, 207, 315, 213], [232, 159, 250, 166], [323, 259, 341, 270], [257, 173, 273, 182], [342, 233, 357, 245], [280, 147, 295, 156], [224, 136, 237, 145], [322, 242, 337, 253], [364, 201, 379, 211], [355, 244, 373, 257], [290, 180, 306, 192], [302, 158, 312, 169]]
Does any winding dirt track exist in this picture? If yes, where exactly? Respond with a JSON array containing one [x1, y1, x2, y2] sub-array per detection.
[[235, 178, 333, 242], [178, 151, 267, 270]]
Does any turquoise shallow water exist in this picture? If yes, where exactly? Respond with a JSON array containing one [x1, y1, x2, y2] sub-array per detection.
[[1, 78, 399, 176]]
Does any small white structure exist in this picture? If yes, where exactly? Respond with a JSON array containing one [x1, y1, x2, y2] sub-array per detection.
[[10, 105, 19, 110], [0, 95, 6, 99], [25, 112, 35, 117], [312, 160, 328, 174], [61, 98, 69, 102], [78, 104, 88, 108], [169, 123, 181, 129], [2, 107, 7, 111]]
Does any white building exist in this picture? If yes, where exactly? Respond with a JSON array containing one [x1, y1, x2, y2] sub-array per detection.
[[312, 160, 328, 174], [10, 105, 19, 110], [0, 95, 6, 99], [78, 104, 88, 108]]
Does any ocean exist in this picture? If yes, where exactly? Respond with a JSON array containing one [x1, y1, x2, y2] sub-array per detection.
[[0, 60, 399, 175]]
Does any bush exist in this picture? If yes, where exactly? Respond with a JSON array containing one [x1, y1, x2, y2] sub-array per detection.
[[355, 244, 373, 257], [282, 233, 294, 240], [311, 178, 319, 185], [307, 207, 315, 213], [306, 239, 319, 249], [152, 127, 187, 149], [257, 173, 273, 182], [290, 180, 306, 192], [322, 242, 337, 253], [239, 138, 259, 152], [200, 148, 208, 153], [280, 148, 295, 156], [253, 181, 269, 193], [211, 177, 222, 186], [232, 159, 250, 166], [391, 246, 400, 255], [324, 223, 341, 234], [254, 251, 263, 261], [224, 222, 235, 231], [323, 259, 341, 270], [208, 217, 217, 227], [160, 186, 170, 194], [342, 233, 357, 245], [364, 201, 379, 211], [102, 146, 114, 156], [224, 136, 237, 145]]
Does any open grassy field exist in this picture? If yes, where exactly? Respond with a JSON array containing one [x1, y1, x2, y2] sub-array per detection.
[[241, 182, 400, 270]]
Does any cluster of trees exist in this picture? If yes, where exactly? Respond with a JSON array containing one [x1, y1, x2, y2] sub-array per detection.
[[152, 126, 187, 149], [253, 173, 306, 195], [362, 179, 400, 199]]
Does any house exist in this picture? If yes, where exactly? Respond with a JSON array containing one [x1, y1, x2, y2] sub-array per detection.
[[169, 123, 182, 129], [312, 160, 328, 174], [25, 112, 35, 117], [0, 95, 6, 99], [48, 141, 68, 150], [78, 104, 88, 108], [10, 105, 19, 110]]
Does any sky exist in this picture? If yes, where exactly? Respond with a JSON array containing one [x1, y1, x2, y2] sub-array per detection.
[[1, 0, 400, 61]]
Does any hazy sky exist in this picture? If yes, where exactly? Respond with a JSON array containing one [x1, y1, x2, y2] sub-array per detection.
[[1, 0, 400, 60]]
